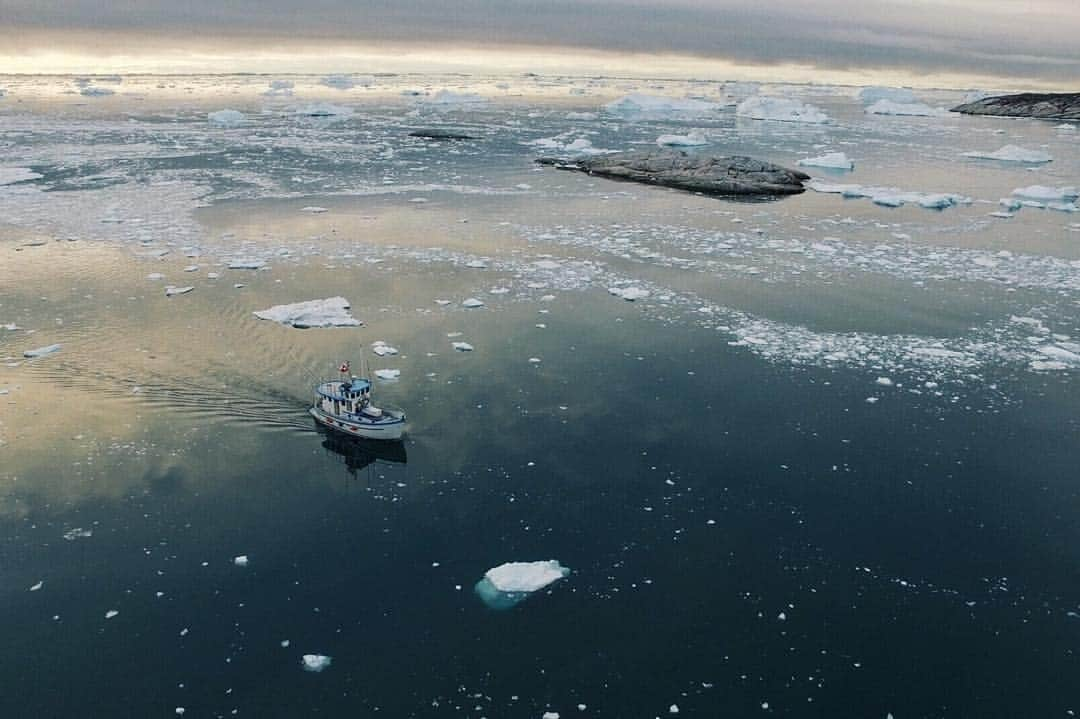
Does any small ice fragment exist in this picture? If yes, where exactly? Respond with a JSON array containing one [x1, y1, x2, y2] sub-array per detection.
[[465, 259, 488, 268], [175, 708, 185, 716], [798, 152, 853, 170], [609, 286, 649, 301], [736, 96, 829, 123], [233, 555, 249, 567], [30, 581, 43, 592], [23, 343, 61, 358], [777, 612, 786, 621], [528, 357, 542, 364], [371, 343, 398, 356], [165, 286, 193, 297], [228, 258, 266, 270], [542, 713, 561, 719], [206, 272, 219, 279], [302, 654, 332, 672], [301, 206, 329, 213], [875, 377, 894, 386], [1012, 185, 1079, 202], [183, 265, 199, 272], [147, 273, 165, 280], [374, 368, 401, 380], [865, 100, 947, 116], [963, 145, 1052, 163], [281, 640, 290, 647], [656, 131, 708, 146], [451, 341, 474, 352], [434, 299, 452, 306], [105, 610, 119, 619], [207, 109, 245, 126], [462, 298, 484, 308]]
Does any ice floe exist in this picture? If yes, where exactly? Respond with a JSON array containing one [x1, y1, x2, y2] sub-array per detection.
[[857, 87, 917, 105], [608, 286, 650, 301], [736, 96, 829, 124], [264, 79, 294, 97], [527, 134, 612, 156], [23, 343, 61, 358], [165, 286, 193, 297], [1011, 185, 1079, 202], [228, 258, 266, 270], [865, 100, 948, 117], [233, 555, 249, 567], [207, 109, 245, 126], [451, 341, 474, 352], [79, 86, 115, 97], [253, 297, 362, 328], [604, 94, 719, 115], [301, 654, 332, 672], [0, 168, 43, 185], [371, 341, 398, 356], [963, 145, 1052, 163], [321, 74, 356, 90], [798, 152, 854, 170], [656, 131, 708, 147], [105, 610, 119, 619], [374, 368, 400, 380], [806, 180, 970, 209], [461, 298, 485, 308], [475, 560, 570, 610]]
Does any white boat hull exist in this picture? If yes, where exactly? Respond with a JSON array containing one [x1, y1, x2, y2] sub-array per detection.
[[309, 406, 406, 441]]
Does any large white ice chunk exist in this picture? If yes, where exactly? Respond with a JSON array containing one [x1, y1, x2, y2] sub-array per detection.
[[301, 654, 332, 672], [806, 180, 970, 209], [963, 145, 1052, 163], [208, 109, 246, 126], [736, 96, 829, 124], [865, 100, 948, 117], [475, 560, 570, 609], [857, 87, 917, 105], [604, 94, 719, 115], [656, 131, 708, 147], [797, 152, 854, 170], [1011, 185, 1079, 202], [0, 167, 42, 185], [254, 297, 362, 328]]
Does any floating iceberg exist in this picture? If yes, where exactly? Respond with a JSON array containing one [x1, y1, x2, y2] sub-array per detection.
[[79, 86, 115, 97], [423, 90, 487, 105], [321, 74, 356, 90], [527, 135, 612, 156], [962, 145, 1052, 163], [797, 152, 853, 170], [604, 94, 719, 115], [609, 286, 650, 301], [208, 109, 245, 126], [462, 298, 485, 308], [807, 180, 970, 209], [295, 103, 352, 118], [253, 297, 362, 328], [233, 555, 249, 567], [1011, 185, 1079, 202], [857, 87, 917, 105], [736, 96, 829, 124], [475, 560, 570, 610], [656, 131, 708, 147], [301, 654, 332, 672], [451, 341, 474, 351], [865, 100, 948, 117], [0, 167, 42, 185], [374, 368, 400, 380], [23, 343, 62, 358]]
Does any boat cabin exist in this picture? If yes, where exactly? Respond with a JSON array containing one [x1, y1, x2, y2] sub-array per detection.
[[316, 377, 384, 419]]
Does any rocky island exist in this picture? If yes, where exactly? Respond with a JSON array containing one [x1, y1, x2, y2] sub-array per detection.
[[536, 150, 810, 196], [951, 93, 1080, 121]]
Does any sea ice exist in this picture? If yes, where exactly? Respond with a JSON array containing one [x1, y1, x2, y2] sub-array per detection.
[[301, 654, 332, 672], [228, 258, 265, 269], [806, 180, 969, 209], [372, 341, 398, 356], [608, 286, 650, 301], [264, 79, 294, 96], [462, 298, 485, 308], [475, 560, 570, 609], [451, 341, 474, 351], [865, 100, 948, 117], [165, 286, 194, 297], [233, 555, 249, 567], [857, 87, 917, 105], [736, 96, 829, 124], [798, 152, 854, 170], [105, 610, 119, 619], [0, 168, 43, 185], [374, 369, 401, 380], [300, 206, 328, 213], [321, 74, 356, 90], [30, 581, 43, 591], [207, 109, 245, 126], [962, 145, 1052, 163], [23, 343, 61, 358], [79, 86, 115, 97], [604, 94, 719, 115], [656, 131, 708, 147], [1011, 185, 1079, 202], [295, 103, 352, 117], [253, 297, 362, 328]]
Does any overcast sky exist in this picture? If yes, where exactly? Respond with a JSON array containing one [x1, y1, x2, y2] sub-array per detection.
[[2, 0, 1078, 87]]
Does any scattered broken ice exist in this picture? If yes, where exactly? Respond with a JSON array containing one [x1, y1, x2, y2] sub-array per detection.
[[301, 654, 332, 672]]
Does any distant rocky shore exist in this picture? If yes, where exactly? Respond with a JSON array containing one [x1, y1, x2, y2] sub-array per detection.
[[951, 93, 1080, 121]]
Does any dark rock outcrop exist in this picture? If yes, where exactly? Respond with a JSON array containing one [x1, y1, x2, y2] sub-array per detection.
[[951, 93, 1080, 121], [536, 150, 810, 196], [408, 129, 477, 140]]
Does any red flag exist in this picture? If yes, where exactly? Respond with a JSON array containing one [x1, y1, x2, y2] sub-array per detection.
[[339, 361, 350, 373]]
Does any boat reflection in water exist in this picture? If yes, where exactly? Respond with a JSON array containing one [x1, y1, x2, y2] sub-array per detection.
[[316, 423, 408, 478]]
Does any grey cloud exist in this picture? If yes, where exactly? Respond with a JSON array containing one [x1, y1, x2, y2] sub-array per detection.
[[3, 0, 1079, 83]]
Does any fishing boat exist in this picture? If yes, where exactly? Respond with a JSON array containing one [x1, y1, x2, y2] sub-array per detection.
[[309, 361, 406, 441]]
